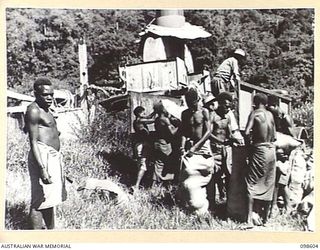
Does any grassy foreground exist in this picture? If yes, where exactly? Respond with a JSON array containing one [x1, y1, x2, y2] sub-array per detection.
[[5, 108, 305, 231]]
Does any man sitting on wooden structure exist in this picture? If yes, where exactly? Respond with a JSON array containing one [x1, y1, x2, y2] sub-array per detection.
[[211, 49, 246, 97]]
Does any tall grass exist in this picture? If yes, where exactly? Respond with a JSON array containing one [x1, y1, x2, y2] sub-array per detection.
[[75, 107, 132, 156], [5, 108, 305, 231]]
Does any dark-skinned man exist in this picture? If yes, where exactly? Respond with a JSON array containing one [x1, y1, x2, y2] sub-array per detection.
[[243, 93, 276, 228], [179, 88, 214, 216], [25, 78, 67, 229]]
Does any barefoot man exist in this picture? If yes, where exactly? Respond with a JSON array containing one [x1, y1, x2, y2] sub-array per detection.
[[152, 102, 179, 186], [25, 78, 67, 229], [179, 88, 214, 216], [204, 92, 244, 209], [244, 93, 276, 228]]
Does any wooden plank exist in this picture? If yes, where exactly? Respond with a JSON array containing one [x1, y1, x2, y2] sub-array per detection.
[[238, 82, 292, 130], [279, 101, 289, 115], [240, 81, 292, 101], [122, 58, 177, 67], [7, 90, 35, 102], [7, 105, 28, 113], [78, 42, 88, 86], [124, 60, 180, 92], [239, 87, 253, 130]]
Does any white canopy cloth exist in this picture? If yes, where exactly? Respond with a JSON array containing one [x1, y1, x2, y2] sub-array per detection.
[[142, 23, 211, 40]]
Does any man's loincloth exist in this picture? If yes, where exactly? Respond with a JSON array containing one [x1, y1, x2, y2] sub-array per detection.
[[211, 144, 232, 174], [28, 141, 67, 210], [246, 142, 276, 201], [153, 139, 174, 182]]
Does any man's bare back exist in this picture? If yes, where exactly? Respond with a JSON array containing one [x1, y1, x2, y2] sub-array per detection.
[[251, 109, 275, 144], [243, 93, 277, 227], [155, 115, 175, 141], [245, 93, 276, 145]]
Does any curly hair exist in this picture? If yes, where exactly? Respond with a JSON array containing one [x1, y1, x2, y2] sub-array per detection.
[[34, 78, 52, 93], [133, 106, 145, 117]]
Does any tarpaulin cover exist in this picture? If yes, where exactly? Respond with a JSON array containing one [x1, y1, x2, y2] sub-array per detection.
[[143, 23, 211, 40]]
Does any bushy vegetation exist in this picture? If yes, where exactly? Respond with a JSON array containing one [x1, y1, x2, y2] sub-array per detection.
[[186, 9, 314, 102], [291, 101, 314, 146], [6, 8, 314, 109], [76, 106, 132, 155], [6, 109, 306, 231]]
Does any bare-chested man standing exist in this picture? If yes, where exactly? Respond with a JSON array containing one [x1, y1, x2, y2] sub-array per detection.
[[204, 92, 243, 209], [25, 78, 66, 229], [152, 102, 179, 186], [244, 93, 276, 228], [179, 88, 214, 216]]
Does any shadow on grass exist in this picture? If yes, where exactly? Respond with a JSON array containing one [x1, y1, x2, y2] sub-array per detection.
[[98, 151, 137, 187], [149, 184, 178, 209], [97, 151, 239, 225], [211, 202, 229, 221], [99, 151, 160, 189], [5, 201, 29, 230]]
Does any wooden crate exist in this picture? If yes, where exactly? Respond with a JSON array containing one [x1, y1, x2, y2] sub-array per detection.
[[120, 57, 188, 93], [238, 82, 292, 130]]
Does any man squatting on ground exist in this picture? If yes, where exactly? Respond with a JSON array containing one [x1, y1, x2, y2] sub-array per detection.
[[244, 93, 277, 227], [24, 78, 67, 229], [179, 88, 214, 216]]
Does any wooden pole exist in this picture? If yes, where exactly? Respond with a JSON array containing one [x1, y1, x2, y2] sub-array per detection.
[[78, 38, 88, 107]]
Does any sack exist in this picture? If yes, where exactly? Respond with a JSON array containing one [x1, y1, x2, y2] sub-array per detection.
[[289, 149, 306, 184], [274, 132, 302, 150]]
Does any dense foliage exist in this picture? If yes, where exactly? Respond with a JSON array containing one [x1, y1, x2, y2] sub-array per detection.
[[186, 9, 314, 103], [291, 102, 314, 145], [7, 8, 314, 104], [6, 9, 147, 93]]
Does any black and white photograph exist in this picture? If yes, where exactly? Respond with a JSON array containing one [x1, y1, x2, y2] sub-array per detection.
[[5, 7, 315, 234]]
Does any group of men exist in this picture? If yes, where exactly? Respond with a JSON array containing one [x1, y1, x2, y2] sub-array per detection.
[[23, 48, 298, 230], [132, 84, 279, 228], [131, 48, 303, 228]]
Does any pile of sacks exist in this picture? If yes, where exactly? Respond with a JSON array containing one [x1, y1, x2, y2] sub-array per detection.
[[273, 132, 314, 231]]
